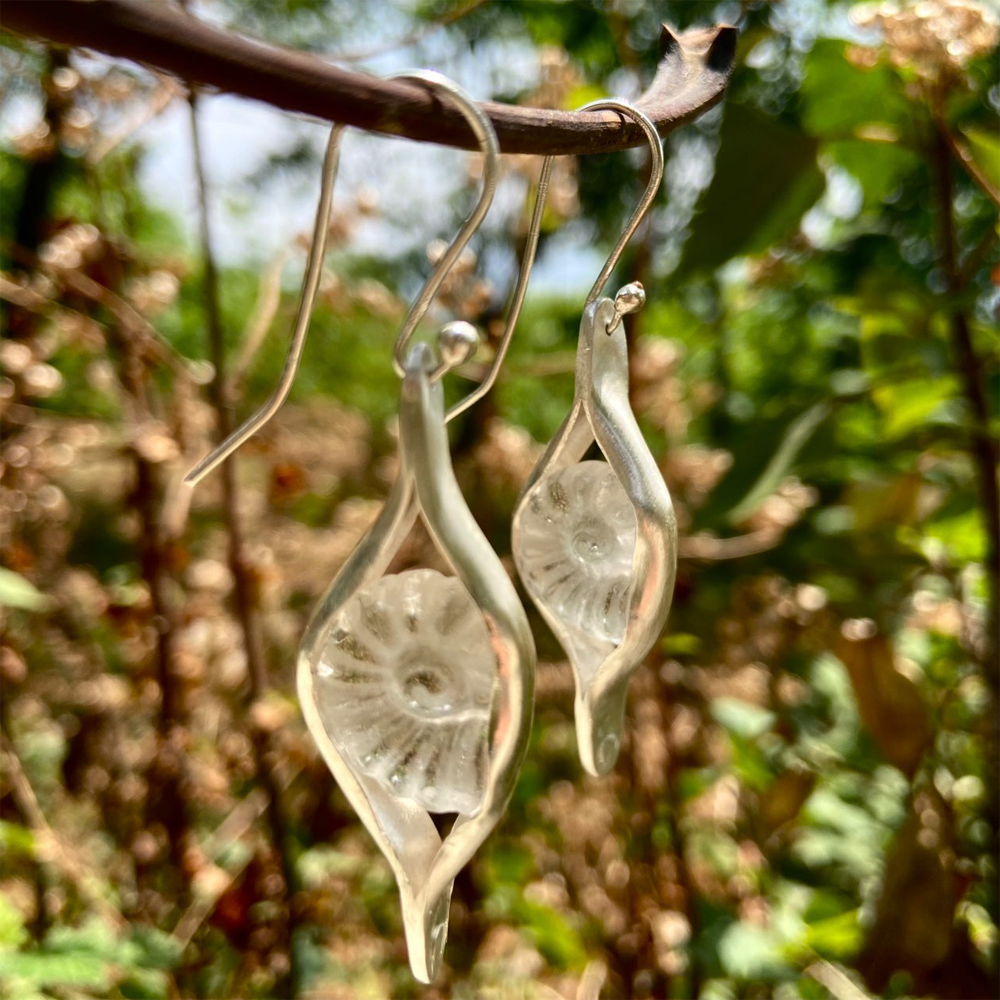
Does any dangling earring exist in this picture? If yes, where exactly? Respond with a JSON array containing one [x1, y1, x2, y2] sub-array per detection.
[[512, 100, 677, 778], [186, 71, 548, 983]]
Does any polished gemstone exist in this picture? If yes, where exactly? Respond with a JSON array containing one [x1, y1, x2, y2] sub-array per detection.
[[313, 569, 494, 815], [515, 461, 636, 679]]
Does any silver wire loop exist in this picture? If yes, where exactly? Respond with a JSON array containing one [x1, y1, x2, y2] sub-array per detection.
[[184, 94, 662, 488], [577, 99, 663, 310], [450, 100, 661, 417], [388, 70, 499, 378], [446, 155, 554, 421], [184, 125, 344, 486], [184, 71, 500, 487]]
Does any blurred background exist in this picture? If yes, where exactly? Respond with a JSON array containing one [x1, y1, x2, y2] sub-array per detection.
[[1, 1, 998, 998]]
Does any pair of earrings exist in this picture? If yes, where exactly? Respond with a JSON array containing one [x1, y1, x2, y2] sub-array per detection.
[[186, 71, 676, 983]]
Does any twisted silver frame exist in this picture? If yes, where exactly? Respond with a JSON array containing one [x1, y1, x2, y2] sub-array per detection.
[[512, 293, 676, 776], [512, 100, 677, 777], [299, 341, 534, 982], [184, 71, 542, 983]]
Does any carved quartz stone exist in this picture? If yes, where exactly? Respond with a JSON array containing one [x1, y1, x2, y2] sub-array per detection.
[[313, 568, 494, 816], [516, 460, 637, 683]]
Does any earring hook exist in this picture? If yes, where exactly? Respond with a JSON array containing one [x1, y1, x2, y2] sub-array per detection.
[[578, 99, 663, 311], [184, 125, 344, 487], [447, 100, 662, 417], [445, 155, 554, 420], [389, 70, 499, 377], [184, 71, 500, 487]]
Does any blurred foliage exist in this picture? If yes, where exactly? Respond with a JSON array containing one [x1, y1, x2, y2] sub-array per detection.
[[0, 1, 998, 999]]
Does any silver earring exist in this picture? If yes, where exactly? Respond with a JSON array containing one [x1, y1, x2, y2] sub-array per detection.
[[512, 100, 677, 778], [186, 71, 548, 983]]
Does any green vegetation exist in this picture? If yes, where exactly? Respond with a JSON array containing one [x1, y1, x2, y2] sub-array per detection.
[[1, 1, 997, 998]]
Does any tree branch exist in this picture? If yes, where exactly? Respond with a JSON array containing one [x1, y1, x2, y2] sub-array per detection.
[[931, 119, 1000, 844], [2, 0, 736, 154], [936, 114, 1000, 210], [188, 83, 300, 996]]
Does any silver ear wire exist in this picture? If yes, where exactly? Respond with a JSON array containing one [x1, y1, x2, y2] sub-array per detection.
[[577, 99, 664, 312], [388, 69, 499, 377], [184, 125, 345, 486], [184, 71, 501, 487], [510, 98, 674, 778], [445, 155, 554, 420], [450, 100, 662, 415]]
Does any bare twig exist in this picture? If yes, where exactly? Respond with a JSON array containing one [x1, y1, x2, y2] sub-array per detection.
[[3, 0, 737, 155], [171, 789, 269, 950], [188, 84, 300, 997], [806, 961, 872, 1000], [679, 528, 783, 561], [932, 117, 1000, 838], [1, 238, 194, 377], [67, 150, 195, 899], [87, 74, 182, 163], [227, 247, 292, 397], [0, 733, 128, 932], [960, 219, 999, 285], [0, 272, 102, 332], [936, 116, 1000, 210], [576, 960, 609, 1000]]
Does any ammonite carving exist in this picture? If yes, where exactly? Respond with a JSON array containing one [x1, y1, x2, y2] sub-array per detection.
[[512, 294, 676, 777], [297, 332, 535, 983], [516, 461, 637, 682], [313, 568, 493, 816]]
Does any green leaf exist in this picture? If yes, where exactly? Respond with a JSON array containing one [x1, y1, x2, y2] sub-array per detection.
[[0, 569, 49, 612], [963, 126, 1000, 193], [924, 508, 985, 563], [801, 39, 912, 138], [711, 698, 776, 739], [120, 967, 171, 1000], [676, 102, 824, 275], [0, 893, 28, 950], [730, 735, 776, 791], [871, 375, 959, 439], [717, 921, 791, 979], [128, 926, 183, 971], [824, 139, 922, 207], [0, 822, 35, 859], [726, 400, 832, 525], [801, 41, 924, 203], [513, 899, 588, 970], [661, 632, 703, 655], [804, 909, 864, 960], [1, 950, 111, 991]]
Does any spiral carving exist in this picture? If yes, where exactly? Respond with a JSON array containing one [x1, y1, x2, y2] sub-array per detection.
[[313, 569, 495, 816], [515, 461, 637, 678]]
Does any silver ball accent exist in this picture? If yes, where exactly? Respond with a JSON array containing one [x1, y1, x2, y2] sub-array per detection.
[[606, 282, 646, 334], [437, 321, 479, 370], [614, 282, 646, 315]]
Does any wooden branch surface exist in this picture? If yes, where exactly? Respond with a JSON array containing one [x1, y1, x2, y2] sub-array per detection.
[[3, 0, 737, 154]]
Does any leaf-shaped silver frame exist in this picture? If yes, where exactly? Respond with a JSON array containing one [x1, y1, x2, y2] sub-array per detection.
[[512, 295, 676, 777], [298, 345, 535, 983]]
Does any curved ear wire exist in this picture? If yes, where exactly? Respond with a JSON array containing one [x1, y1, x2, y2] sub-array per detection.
[[447, 98, 662, 427], [577, 99, 664, 309], [511, 99, 675, 777], [446, 155, 554, 420], [184, 125, 344, 486], [389, 69, 499, 376], [184, 71, 501, 486]]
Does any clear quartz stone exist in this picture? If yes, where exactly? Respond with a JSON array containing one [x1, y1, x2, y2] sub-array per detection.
[[516, 461, 637, 682], [313, 569, 495, 816]]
